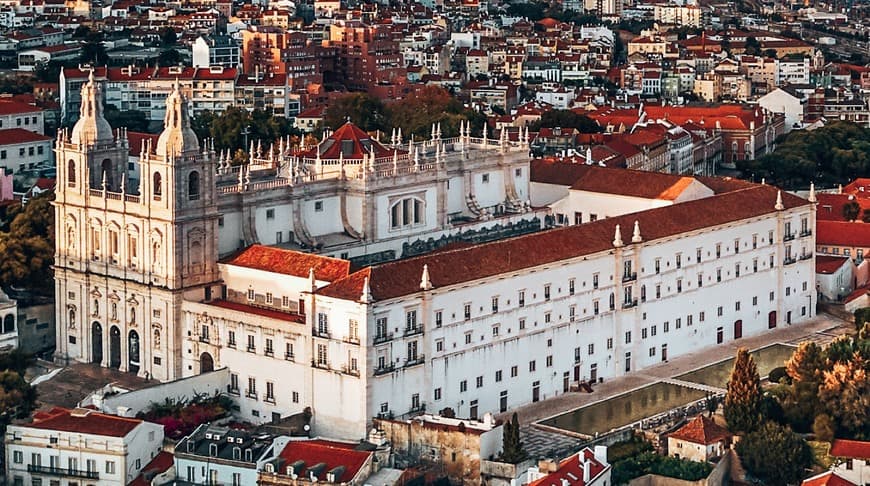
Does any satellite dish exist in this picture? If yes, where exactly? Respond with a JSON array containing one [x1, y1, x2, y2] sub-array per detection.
[[304, 424, 311, 431]]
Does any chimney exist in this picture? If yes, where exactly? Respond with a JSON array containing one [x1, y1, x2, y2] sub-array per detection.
[[593, 445, 608, 465], [582, 458, 591, 483]]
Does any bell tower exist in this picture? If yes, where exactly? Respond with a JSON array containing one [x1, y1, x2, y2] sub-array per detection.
[[54, 75, 220, 381]]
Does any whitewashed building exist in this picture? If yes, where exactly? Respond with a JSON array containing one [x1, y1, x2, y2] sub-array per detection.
[[4, 407, 164, 486], [54, 71, 816, 441]]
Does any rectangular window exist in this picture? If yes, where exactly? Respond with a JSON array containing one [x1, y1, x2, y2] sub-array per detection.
[[434, 388, 442, 400], [593, 274, 599, 289], [519, 318, 526, 330], [491, 296, 499, 313], [464, 303, 471, 320], [465, 333, 472, 344], [529, 360, 536, 372], [544, 285, 551, 301], [316, 344, 327, 365], [625, 331, 632, 344], [265, 338, 274, 356], [460, 380, 467, 392], [247, 289, 255, 301], [664, 321, 669, 333], [607, 338, 613, 350], [546, 355, 553, 367], [642, 327, 648, 339], [716, 243, 721, 258], [247, 335, 255, 352], [266, 209, 275, 219], [476, 376, 483, 388], [588, 343, 594, 355], [265, 292, 273, 304], [518, 290, 525, 307], [435, 311, 442, 327], [676, 253, 682, 268], [266, 382, 275, 401], [569, 279, 575, 295], [717, 306, 723, 316], [496, 370, 503, 382], [511, 365, 518, 377]]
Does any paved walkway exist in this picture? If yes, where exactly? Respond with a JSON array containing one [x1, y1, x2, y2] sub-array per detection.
[[501, 312, 852, 457]]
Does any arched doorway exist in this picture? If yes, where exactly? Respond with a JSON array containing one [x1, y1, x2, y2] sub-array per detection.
[[734, 320, 743, 339], [128, 330, 140, 374], [91, 322, 103, 364], [2, 314, 14, 333], [768, 311, 777, 329], [109, 326, 121, 369], [200, 352, 214, 374]]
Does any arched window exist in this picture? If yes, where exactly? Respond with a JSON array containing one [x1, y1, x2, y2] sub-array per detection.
[[2, 314, 14, 334], [101, 159, 113, 189], [153, 172, 162, 200], [743, 141, 751, 160], [640, 285, 647, 302], [731, 141, 738, 162], [188, 171, 200, 201], [67, 160, 76, 187]]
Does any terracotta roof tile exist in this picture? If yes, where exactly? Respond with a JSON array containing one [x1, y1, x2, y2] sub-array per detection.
[[802, 472, 858, 486], [319, 184, 810, 301], [277, 440, 371, 483], [221, 244, 350, 282], [0, 128, 51, 145], [668, 415, 732, 445], [129, 451, 174, 486], [301, 121, 397, 160], [207, 300, 304, 323], [816, 255, 850, 274], [816, 221, 870, 248], [528, 449, 608, 486], [830, 439, 870, 459], [27, 407, 144, 437]]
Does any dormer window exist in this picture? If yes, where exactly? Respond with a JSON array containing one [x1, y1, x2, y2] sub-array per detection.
[[209, 443, 218, 457], [341, 140, 354, 157]]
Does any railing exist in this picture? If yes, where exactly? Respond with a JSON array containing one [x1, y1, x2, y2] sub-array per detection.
[[312, 327, 330, 338], [622, 272, 637, 283], [28, 465, 99, 479], [799, 253, 814, 261], [373, 333, 393, 345], [264, 395, 276, 404], [265, 349, 274, 357], [783, 233, 796, 242], [404, 325, 424, 337], [341, 365, 360, 376], [311, 360, 331, 370], [245, 389, 258, 399], [343, 336, 360, 345], [227, 385, 240, 396], [246, 345, 256, 353], [404, 355, 425, 368], [373, 363, 395, 376], [800, 229, 813, 237], [199, 336, 209, 343], [284, 352, 295, 361], [622, 299, 639, 309], [783, 257, 797, 265]]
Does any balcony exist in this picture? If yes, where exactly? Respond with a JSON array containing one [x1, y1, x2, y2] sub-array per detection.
[[343, 336, 360, 345], [404, 355, 425, 368], [800, 229, 813, 237], [264, 349, 274, 357], [28, 465, 99, 480], [264, 395, 276, 404], [373, 363, 395, 376], [245, 389, 258, 400], [284, 352, 295, 361], [622, 272, 637, 283], [404, 325, 424, 338], [246, 346, 256, 353], [373, 332, 393, 345], [783, 233, 796, 242], [227, 385, 240, 396], [312, 327, 330, 339], [199, 336, 210, 343], [341, 364, 360, 376], [783, 257, 797, 265], [622, 299, 639, 309], [799, 253, 814, 261], [311, 360, 331, 370]]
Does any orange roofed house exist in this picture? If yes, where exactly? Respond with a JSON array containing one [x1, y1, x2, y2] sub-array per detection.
[[526, 447, 611, 486], [667, 414, 733, 462], [4, 407, 164, 485]]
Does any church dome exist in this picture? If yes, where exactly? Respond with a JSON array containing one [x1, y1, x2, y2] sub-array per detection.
[[70, 70, 114, 146], [155, 81, 200, 158]]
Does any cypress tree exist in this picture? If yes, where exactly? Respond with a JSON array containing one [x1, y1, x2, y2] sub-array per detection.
[[724, 348, 762, 433]]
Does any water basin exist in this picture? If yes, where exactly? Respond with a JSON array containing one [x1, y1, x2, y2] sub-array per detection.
[[540, 382, 706, 436], [676, 343, 797, 388]]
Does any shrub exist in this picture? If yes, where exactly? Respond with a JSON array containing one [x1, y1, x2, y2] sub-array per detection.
[[768, 366, 789, 384]]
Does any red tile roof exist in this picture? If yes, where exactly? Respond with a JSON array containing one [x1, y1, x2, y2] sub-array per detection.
[[830, 439, 870, 459], [668, 415, 732, 445], [0, 128, 51, 145], [221, 244, 350, 282], [127, 131, 160, 156], [27, 407, 144, 437], [531, 160, 701, 200], [0, 100, 41, 115], [207, 300, 305, 323], [129, 451, 174, 486], [319, 184, 809, 301], [277, 440, 371, 483], [816, 221, 870, 248], [802, 472, 858, 486], [816, 255, 850, 274], [300, 121, 398, 160], [528, 449, 608, 486]]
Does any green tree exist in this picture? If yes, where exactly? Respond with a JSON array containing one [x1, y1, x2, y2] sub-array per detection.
[[0, 193, 55, 295], [818, 357, 870, 437], [388, 85, 469, 139], [159, 27, 178, 47], [156, 49, 182, 67], [0, 370, 37, 422], [79, 31, 108, 65], [323, 93, 389, 133], [724, 348, 763, 432], [813, 413, 836, 442], [844, 200, 860, 221], [192, 108, 300, 153], [500, 412, 526, 463], [744, 36, 761, 55], [528, 109, 601, 133], [735, 422, 813, 486]]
